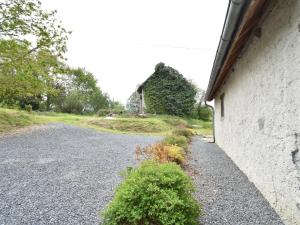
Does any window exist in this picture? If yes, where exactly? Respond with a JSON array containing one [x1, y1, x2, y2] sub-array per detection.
[[220, 93, 225, 118]]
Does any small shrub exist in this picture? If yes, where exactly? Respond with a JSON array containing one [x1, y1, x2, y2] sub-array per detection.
[[167, 145, 185, 164], [24, 104, 32, 113], [136, 143, 185, 165], [102, 161, 200, 225], [172, 128, 193, 141], [163, 135, 188, 150]]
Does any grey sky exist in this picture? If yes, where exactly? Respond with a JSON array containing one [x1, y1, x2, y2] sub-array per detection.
[[43, 0, 228, 104]]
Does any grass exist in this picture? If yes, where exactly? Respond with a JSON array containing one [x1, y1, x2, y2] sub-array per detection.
[[0, 107, 212, 136], [0, 108, 43, 133], [185, 117, 213, 136]]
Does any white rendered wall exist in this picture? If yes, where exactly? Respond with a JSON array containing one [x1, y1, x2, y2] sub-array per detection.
[[213, 1, 300, 224]]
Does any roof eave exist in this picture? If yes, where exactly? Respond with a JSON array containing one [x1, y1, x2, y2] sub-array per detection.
[[205, 0, 269, 101]]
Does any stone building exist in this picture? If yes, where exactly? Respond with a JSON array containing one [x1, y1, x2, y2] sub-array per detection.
[[205, 0, 300, 224]]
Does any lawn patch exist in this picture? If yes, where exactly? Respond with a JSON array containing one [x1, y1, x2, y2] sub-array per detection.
[[0, 108, 40, 133], [89, 118, 168, 134]]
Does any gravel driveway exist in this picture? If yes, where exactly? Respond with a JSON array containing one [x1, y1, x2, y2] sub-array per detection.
[[190, 138, 284, 225], [0, 123, 160, 225]]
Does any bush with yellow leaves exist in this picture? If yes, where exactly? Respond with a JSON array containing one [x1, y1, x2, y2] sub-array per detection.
[[136, 143, 185, 165]]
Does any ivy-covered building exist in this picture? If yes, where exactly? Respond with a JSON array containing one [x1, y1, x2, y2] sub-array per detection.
[[137, 63, 196, 116]]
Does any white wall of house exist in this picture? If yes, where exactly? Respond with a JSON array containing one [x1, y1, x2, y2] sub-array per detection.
[[214, 1, 300, 224]]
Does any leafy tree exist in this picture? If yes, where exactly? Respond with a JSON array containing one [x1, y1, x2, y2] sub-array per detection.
[[109, 99, 125, 111], [0, 0, 70, 60], [89, 89, 110, 113], [143, 63, 197, 116], [60, 90, 85, 114], [0, 0, 111, 115], [191, 89, 212, 121], [53, 67, 109, 114], [0, 0, 69, 108], [0, 39, 62, 108]]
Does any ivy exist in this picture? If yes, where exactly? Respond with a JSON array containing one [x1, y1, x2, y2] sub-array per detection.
[[143, 63, 197, 116]]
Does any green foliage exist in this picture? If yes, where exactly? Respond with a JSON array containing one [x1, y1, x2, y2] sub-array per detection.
[[172, 128, 193, 142], [0, 1, 111, 115], [109, 100, 125, 112], [0, 108, 39, 133], [0, 40, 62, 108], [190, 89, 212, 121], [143, 63, 197, 116], [163, 135, 188, 150], [54, 67, 110, 114], [0, 0, 70, 59], [162, 117, 188, 128], [102, 161, 200, 225], [60, 91, 84, 114], [24, 104, 32, 113], [90, 118, 166, 133], [191, 105, 212, 121]]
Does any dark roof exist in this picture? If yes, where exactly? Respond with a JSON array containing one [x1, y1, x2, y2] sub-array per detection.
[[205, 0, 270, 101]]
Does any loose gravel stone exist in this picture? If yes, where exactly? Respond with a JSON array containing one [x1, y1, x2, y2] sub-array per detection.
[[0, 123, 161, 225], [190, 138, 284, 225]]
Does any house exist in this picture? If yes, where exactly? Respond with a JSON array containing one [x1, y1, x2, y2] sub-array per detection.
[[205, 0, 300, 224], [137, 63, 197, 116]]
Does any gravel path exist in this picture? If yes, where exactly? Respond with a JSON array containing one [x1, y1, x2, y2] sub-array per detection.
[[190, 138, 284, 225], [0, 123, 161, 225]]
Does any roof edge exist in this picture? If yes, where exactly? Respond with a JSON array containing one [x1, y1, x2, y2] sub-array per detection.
[[205, 0, 269, 101], [205, 0, 250, 101]]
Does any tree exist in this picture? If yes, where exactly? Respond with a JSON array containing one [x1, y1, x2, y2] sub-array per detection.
[[109, 99, 125, 111], [53, 67, 110, 114], [191, 89, 212, 121], [126, 91, 141, 114], [0, 39, 63, 108], [143, 63, 197, 116], [0, 0, 110, 115], [0, 0, 69, 108], [0, 0, 70, 60]]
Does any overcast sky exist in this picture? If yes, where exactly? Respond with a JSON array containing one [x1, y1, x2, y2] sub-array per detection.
[[43, 0, 228, 104]]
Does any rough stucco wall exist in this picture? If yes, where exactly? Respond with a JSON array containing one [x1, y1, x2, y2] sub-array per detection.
[[214, 1, 300, 224]]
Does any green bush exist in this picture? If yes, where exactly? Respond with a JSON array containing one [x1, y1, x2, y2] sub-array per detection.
[[172, 129, 193, 142], [163, 135, 188, 150], [191, 105, 212, 121], [102, 161, 200, 225], [24, 104, 32, 113], [61, 91, 84, 114]]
